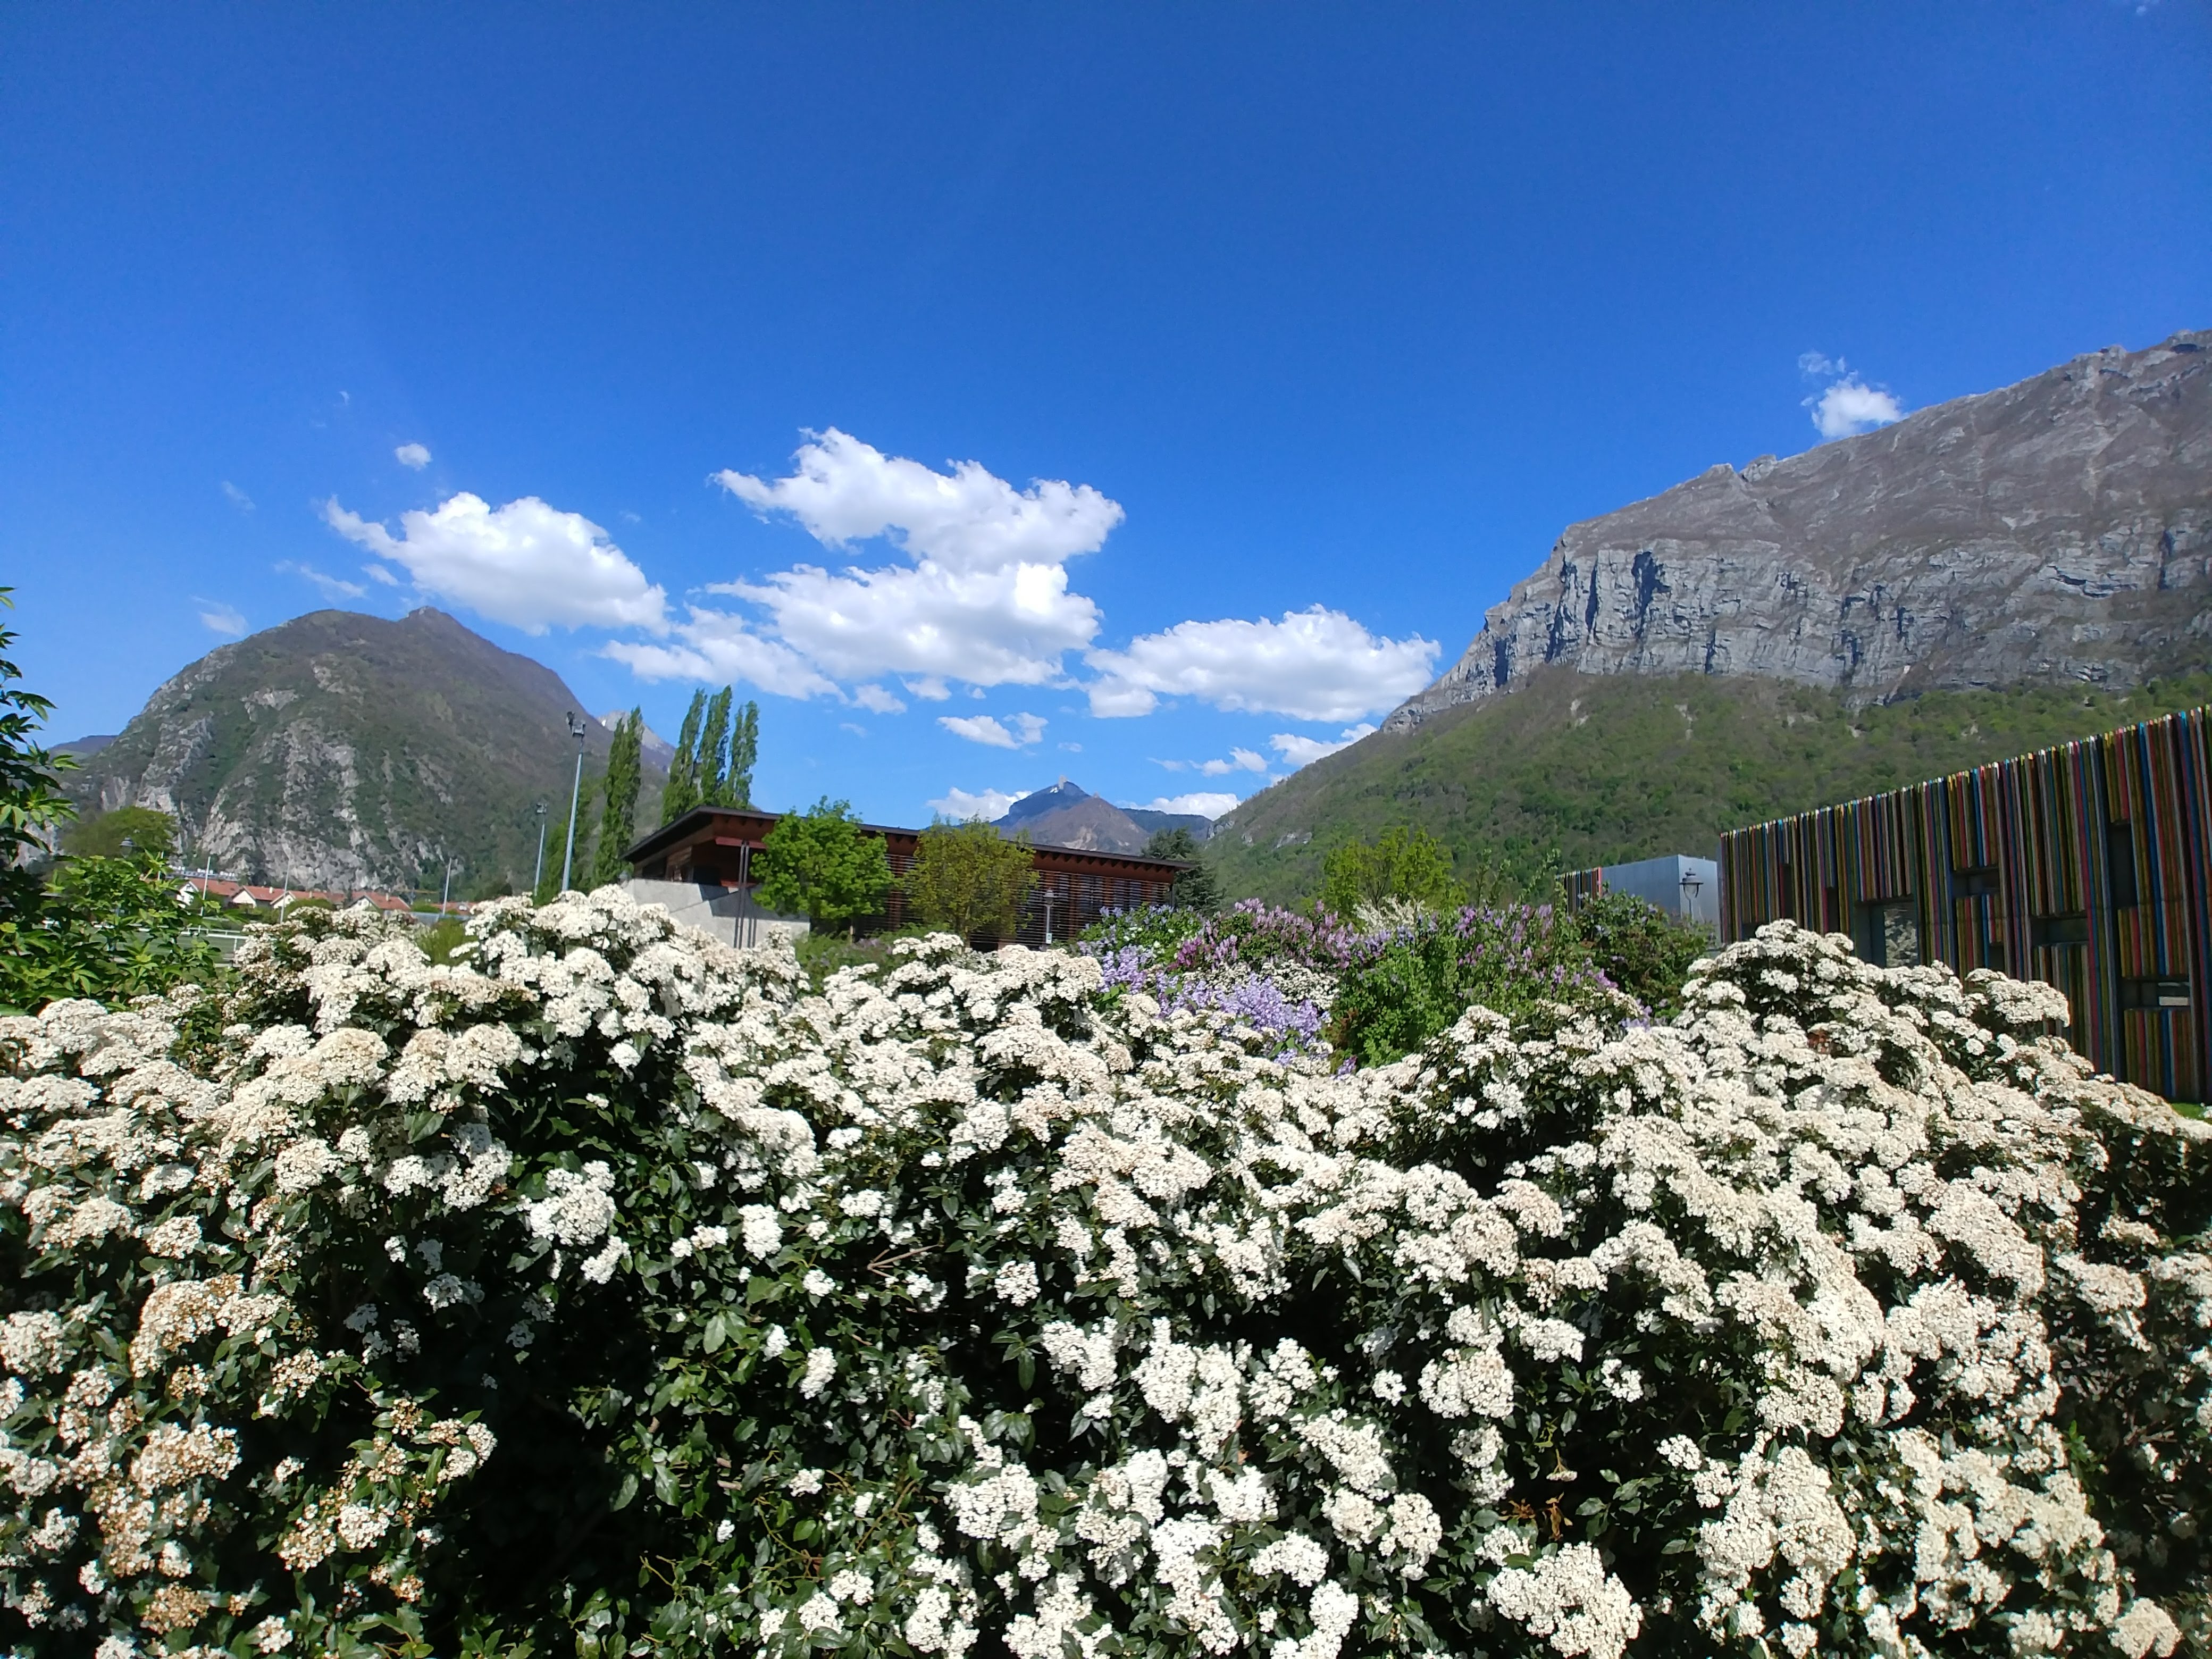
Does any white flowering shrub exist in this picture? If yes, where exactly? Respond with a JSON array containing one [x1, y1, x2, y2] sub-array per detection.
[[3, 894, 2209, 1658]]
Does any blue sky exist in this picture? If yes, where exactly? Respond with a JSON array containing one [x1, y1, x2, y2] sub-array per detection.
[[4, 4, 2207, 827]]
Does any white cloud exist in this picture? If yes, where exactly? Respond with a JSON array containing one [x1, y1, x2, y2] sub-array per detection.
[[1086, 606, 1437, 721], [930, 786, 1028, 821], [395, 442, 432, 470], [222, 481, 254, 513], [324, 492, 668, 634], [275, 560, 367, 601], [682, 430, 1114, 691], [715, 428, 1122, 572], [1799, 352, 1906, 440], [1196, 748, 1269, 776], [195, 599, 247, 637], [1125, 792, 1241, 819], [1807, 377, 1906, 440], [1269, 723, 1377, 767], [604, 607, 837, 699], [852, 684, 907, 714], [939, 711, 1046, 749]]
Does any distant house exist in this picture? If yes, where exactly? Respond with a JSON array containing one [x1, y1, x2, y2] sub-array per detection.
[[1717, 706, 2210, 1104], [623, 806, 1191, 948]]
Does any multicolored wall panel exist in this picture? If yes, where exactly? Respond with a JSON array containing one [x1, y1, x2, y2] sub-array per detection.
[[1718, 706, 2210, 1104]]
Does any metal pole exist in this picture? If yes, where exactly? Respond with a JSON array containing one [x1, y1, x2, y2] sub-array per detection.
[[559, 712, 588, 892], [532, 803, 549, 895]]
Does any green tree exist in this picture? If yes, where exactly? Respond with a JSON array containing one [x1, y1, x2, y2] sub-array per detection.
[[695, 688, 733, 806], [904, 818, 1036, 941], [0, 851, 224, 1015], [1317, 825, 1464, 917], [659, 690, 707, 824], [1144, 826, 1224, 913], [752, 797, 893, 935], [61, 805, 177, 862], [0, 590, 76, 929], [719, 699, 759, 807], [588, 710, 645, 888]]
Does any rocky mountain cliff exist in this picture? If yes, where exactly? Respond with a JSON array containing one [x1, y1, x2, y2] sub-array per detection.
[[70, 608, 657, 893], [1387, 328, 2211, 730]]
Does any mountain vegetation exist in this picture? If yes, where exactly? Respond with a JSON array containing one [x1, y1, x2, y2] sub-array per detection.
[[63, 608, 663, 898], [1210, 666, 2212, 906]]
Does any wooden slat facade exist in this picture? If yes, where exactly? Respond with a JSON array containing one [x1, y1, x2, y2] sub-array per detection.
[[1717, 706, 2211, 1103]]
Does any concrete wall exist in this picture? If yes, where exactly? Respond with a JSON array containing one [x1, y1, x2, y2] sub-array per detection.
[[622, 879, 809, 949]]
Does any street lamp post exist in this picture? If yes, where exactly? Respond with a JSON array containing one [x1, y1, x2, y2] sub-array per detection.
[[531, 802, 549, 896], [1680, 870, 1704, 924], [559, 712, 589, 893], [442, 857, 463, 912]]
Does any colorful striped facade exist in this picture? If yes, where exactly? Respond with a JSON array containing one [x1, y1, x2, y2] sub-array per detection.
[[1717, 706, 2211, 1104]]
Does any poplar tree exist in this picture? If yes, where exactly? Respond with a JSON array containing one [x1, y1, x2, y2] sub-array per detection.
[[659, 690, 707, 824], [721, 700, 759, 808], [587, 710, 644, 888], [696, 688, 733, 808]]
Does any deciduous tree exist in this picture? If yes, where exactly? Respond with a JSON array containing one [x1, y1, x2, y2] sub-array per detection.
[[752, 797, 892, 934], [904, 818, 1035, 940]]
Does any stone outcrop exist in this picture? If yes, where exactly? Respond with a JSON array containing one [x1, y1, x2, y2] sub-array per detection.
[[71, 608, 651, 892], [1387, 329, 2212, 730]]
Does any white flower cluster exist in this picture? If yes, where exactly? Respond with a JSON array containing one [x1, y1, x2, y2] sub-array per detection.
[[5, 890, 2207, 1659]]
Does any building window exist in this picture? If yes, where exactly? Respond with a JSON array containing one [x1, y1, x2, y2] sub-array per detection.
[[2032, 912, 2091, 949], [2107, 823, 2140, 909], [1859, 900, 1921, 968], [1953, 866, 2001, 899], [2120, 977, 2193, 1011]]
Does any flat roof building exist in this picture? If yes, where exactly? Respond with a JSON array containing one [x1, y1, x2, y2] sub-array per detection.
[[1717, 706, 2210, 1104], [622, 806, 1189, 949], [1560, 854, 1719, 929]]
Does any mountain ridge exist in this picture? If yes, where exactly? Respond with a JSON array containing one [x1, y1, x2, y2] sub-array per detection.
[[1388, 327, 2211, 730], [67, 608, 658, 894]]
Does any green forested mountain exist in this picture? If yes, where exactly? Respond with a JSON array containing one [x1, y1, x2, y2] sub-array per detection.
[[1208, 668, 2212, 907], [66, 608, 663, 896]]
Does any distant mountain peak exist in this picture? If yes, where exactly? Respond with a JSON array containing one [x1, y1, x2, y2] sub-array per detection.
[[1387, 326, 2212, 730], [69, 607, 663, 892]]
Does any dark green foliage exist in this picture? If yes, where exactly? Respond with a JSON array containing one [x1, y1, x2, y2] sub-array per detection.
[[695, 689, 732, 806], [1143, 826, 1223, 912], [660, 690, 707, 824], [0, 591, 75, 929], [1213, 666, 2212, 905], [902, 818, 1035, 940], [1570, 889, 1712, 1016], [587, 710, 644, 887], [1317, 824, 1463, 917], [752, 797, 893, 933], [1327, 903, 1615, 1065], [0, 853, 225, 1013], [60, 804, 177, 861], [667, 686, 760, 815], [721, 699, 758, 808]]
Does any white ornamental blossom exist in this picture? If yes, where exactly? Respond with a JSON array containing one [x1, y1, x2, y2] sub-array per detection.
[[521, 1162, 618, 1247], [798, 1347, 837, 1398]]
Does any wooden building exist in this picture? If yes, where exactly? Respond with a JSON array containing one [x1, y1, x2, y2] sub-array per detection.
[[623, 807, 1190, 948], [1717, 706, 2210, 1104]]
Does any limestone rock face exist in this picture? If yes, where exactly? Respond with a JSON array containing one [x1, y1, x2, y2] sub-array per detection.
[[70, 608, 650, 892], [1387, 330, 2212, 730]]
